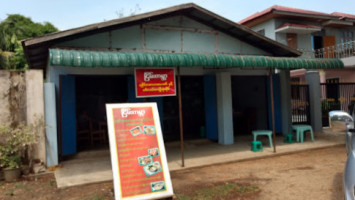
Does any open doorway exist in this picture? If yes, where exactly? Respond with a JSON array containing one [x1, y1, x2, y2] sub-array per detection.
[[162, 76, 205, 142], [232, 76, 268, 136], [75, 75, 128, 151]]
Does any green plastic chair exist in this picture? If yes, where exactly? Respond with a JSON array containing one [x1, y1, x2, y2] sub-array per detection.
[[292, 125, 314, 143], [251, 141, 263, 152]]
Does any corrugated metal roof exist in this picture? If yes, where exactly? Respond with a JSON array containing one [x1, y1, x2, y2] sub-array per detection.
[[49, 49, 344, 69]]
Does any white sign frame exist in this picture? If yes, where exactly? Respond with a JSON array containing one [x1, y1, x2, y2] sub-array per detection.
[[106, 102, 174, 200]]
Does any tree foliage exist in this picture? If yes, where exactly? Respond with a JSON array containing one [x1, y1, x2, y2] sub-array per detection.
[[0, 14, 58, 70]]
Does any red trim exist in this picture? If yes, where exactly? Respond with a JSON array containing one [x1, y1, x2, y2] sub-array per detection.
[[331, 12, 355, 20], [239, 5, 353, 25], [277, 23, 321, 29]]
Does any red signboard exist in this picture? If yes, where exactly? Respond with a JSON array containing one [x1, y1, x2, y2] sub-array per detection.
[[135, 68, 176, 98], [106, 103, 173, 200]]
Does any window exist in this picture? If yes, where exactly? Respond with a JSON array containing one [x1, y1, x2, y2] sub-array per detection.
[[257, 29, 265, 36], [341, 31, 354, 51], [342, 31, 354, 44]]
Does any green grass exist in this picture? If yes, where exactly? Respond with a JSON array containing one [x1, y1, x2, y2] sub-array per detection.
[[6, 189, 14, 196], [175, 183, 259, 200], [49, 179, 56, 187], [89, 195, 106, 200]]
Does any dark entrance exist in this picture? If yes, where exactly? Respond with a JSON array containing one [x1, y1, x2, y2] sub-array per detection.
[[162, 76, 205, 141], [232, 76, 268, 135], [75, 75, 128, 150]]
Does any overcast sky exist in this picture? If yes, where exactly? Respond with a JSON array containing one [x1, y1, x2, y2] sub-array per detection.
[[1, 0, 355, 31]]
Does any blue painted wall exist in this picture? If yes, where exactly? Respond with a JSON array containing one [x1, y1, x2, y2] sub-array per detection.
[[204, 75, 218, 140], [44, 83, 59, 166], [60, 75, 77, 156]]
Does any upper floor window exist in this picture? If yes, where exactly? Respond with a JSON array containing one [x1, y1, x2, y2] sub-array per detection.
[[257, 29, 265, 36], [341, 31, 354, 44]]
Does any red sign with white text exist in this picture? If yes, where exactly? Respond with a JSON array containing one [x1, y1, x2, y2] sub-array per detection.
[[135, 68, 176, 98]]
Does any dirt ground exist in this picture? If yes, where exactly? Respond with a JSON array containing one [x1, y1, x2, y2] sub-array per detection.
[[0, 145, 347, 200]]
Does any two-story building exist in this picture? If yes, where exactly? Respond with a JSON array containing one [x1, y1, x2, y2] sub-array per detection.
[[240, 5, 355, 125], [239, 5, 355, 83]]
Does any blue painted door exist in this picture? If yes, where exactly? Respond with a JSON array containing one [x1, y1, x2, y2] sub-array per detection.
[[267, 75, 282, 133], [61, 75, 77, 156], [204, 75, 218, 140]]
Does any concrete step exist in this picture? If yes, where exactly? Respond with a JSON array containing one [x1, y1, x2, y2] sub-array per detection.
[[72, 149, 111, 160]]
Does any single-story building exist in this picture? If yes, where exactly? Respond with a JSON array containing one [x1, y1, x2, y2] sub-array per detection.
[[22, 3, 343, 167]]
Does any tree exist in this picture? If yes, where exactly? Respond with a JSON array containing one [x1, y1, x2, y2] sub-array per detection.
[[0, 14, 58, 70]]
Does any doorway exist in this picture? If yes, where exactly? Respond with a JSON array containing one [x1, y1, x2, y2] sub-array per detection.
[[162, 76, 205, 141], [232, 76, 268, 136], [75, 75, 128, 151]]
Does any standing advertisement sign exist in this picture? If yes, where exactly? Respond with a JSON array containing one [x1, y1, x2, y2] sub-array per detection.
[[135, 68, 176, 98], [106, 103, 173, 200]]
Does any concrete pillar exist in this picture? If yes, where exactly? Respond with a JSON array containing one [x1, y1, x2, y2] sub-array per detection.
[[305, 71, 322, 132], [319, 70, 326, 84], [44, 83, 58, 167], [279, 70, 292, 134], [26, 70, 46, 165], [216, 72, 234, 145]]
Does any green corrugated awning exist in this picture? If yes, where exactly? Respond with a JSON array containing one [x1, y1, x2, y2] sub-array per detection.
[[49, 49, 344, 69]]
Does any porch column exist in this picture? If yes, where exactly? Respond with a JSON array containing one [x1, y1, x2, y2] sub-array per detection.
[[319, 70, 326, 84], [44, 82, 59, 167], [216, 72, 234, 145], [305, 71, 322, 132], [279, 70, 292, 134]]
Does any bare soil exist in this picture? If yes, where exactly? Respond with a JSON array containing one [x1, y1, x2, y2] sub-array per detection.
[[0, 146, 347, 200]]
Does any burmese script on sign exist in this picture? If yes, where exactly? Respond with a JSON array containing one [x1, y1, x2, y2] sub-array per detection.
[[135, 68, 176, 97], [139, 81, 174, 93]]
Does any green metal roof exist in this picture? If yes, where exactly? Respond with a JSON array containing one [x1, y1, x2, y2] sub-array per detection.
[[49, 49, 344, 69]]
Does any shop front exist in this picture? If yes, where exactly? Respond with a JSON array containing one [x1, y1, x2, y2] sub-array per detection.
[[22, 3, 343, 167]]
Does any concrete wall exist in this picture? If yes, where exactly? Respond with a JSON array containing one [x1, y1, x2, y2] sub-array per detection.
[[298, 34, 312, 51], [0, 71, 11, 126], [342, 57, 355, 68], [26, 70, 45, 164], [323, 69, 355, 82], [0, 70, 46, 165], [250, 19, 276, 40]]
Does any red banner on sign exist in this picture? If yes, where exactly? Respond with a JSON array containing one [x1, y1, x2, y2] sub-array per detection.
[[135, 68, 176, 98]]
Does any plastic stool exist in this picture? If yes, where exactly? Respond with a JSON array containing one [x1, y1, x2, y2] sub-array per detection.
[[252, 130, 273, 148], [292, 125, 314, 143], [251, 141, 263, 152], [283, 133, 293, 143]]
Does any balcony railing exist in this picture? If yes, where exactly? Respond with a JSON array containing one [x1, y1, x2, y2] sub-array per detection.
[[299, 40, 355, 59]]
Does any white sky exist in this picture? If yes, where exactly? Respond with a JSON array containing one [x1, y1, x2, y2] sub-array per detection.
[[1, 0, 355, 31]]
